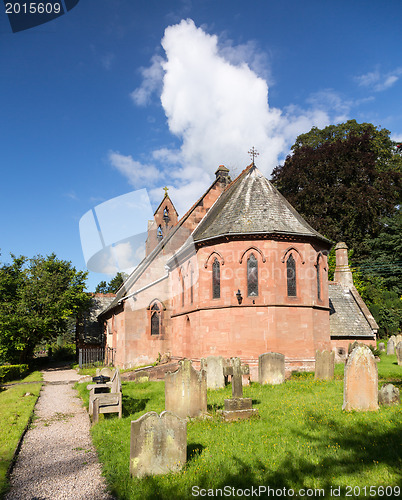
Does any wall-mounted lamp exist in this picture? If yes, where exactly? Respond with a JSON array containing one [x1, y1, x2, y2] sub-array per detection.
[[236, 289, 243, 305]]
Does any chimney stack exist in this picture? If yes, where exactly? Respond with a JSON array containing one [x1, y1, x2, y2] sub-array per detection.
[[333, 242, 354, 289]]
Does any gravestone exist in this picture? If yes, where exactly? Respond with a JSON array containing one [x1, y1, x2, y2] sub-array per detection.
[[164, 359, 207, 418], [100, 367, 113, 378], [223, 357, 247, 398], [378, 384, 400, 406], [378, 342, 385, 352], [314, 350, 335, 380], [258, 353, 285, 385], [130, 411, 186, 477], [342, 345, 379, 411], [220, 358, 258, 421], [386, 339, 395, 355], [396, 342, 402, 366], [200, 356, 225, 389], [396, 334, 402, 346]]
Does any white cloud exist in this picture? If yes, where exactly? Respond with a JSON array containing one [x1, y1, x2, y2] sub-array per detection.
[[108, 151, 161, 188], [115, 19, 355, 216], [130, 55, 165, 106], [356, 67, 402, 92]]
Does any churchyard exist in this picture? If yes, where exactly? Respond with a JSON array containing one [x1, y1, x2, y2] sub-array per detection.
[[76, 353, 401, 500], [0, 371, 42, 497]]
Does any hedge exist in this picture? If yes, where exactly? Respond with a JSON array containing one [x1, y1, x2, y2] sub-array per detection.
[[0, 364, 29, 383]]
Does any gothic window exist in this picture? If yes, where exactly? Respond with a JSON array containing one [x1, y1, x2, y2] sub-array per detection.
[[190, 267, 194, 304], [157, 225, 163, 240], [316, 259, 321, 301], [287, 254, 297, 297], [163, 207, 169, 217], [150, 303, 161, 336], [247, 253, 258, 297], [212, 258, 220, 299], [181, 274, 185, 307]]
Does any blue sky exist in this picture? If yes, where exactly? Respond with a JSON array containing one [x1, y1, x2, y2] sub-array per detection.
[[1, 0, 402, 291]]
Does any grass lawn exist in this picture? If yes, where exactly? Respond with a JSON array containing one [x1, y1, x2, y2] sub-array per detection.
[[76, 355, 402, 500], [0, 371, 43, 497]]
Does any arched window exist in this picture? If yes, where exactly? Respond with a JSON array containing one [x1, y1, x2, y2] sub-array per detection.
[[181, 273, 185, 307], [247, 253, 258, 296], [287, 254, 297, 297], [190, 267, 194, 304], [212, 258, 220, 299], [151, 303, 160, 336], [316, 259, 321, 301], [157, 225, 163, 240]]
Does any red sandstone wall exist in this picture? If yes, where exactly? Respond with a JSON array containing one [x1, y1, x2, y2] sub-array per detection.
[[169, 239, 331, 371]]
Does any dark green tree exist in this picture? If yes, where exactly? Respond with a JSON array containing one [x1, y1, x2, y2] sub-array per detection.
[[0, 254, 90, 363], [272, 120, 402, 254], [95, 272, 126, 294]]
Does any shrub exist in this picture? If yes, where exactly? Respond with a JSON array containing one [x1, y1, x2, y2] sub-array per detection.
[[0, 364, 29, 383]]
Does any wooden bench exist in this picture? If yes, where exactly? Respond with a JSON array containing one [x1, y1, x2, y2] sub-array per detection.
[[89, 368, 122, 424]]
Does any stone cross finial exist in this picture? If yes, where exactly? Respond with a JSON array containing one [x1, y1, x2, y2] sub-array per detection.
[[248, 147, 259, 165], [163, 186, 169, 196]]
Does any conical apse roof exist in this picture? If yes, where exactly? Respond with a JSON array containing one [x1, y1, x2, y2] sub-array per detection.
[[192, 164, 330, 244]]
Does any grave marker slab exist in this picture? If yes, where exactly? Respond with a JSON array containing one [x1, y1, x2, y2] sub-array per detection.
[[314, 350, 335, 380], [342, 345, 379, 411], [258, 353, 285, 385], [396, 341, 402, 366], [165, 359, 207, 418], [386, 339, 395, 355], [378, 342, 385, 352], [130, 411, 186, 477], [200, 356, 225, 389], [378, 384, 400, 406]]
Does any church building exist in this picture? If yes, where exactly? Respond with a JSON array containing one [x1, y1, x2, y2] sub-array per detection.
[[100, 161, 377, 375]]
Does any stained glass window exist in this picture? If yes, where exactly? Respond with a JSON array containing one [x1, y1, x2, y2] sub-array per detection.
[[190, 268, 194, 304], [247, 253, 258, 297], [317, 260, 321, 301], [212, 258, 220, 299], [151, 303, 160, 335], [287, 254, 297, 297], [157, 226, 163, 240]]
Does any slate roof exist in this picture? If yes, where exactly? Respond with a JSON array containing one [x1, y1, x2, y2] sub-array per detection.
[[192, 164, 331, 244], [328, 282, 377, 338]]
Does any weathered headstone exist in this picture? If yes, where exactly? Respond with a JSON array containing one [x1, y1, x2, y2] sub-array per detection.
[[396, 334, 402, 346], [223, 357, 246, 398], [100, 367, 113, 378], [220, 358, 257, 421], [343, 345, 379, 411], [130, 411, 186, 477], [258, 352, 285, 385], [396, 341, 402, 366], [378, 384, 400, 406], [314, 350, 335, 380], [164, 359, 207, 418], [200, 356, 226, 390], [386, 339, 395, 355], [378, 342, 385, 352]]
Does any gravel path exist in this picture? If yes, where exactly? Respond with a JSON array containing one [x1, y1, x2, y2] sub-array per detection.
[[5, 366, 114, 500]]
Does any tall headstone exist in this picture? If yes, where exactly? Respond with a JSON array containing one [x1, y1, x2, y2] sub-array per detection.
[[378, 384, 400, 406], [130, 411, 186, 477], [378, 342, 385, 352], [200, 356, 225, 389], [386, 339, 395, 355], [314, 350, 335, 380], [165, 359, 207, 418], [258, 353, 285, 385], [343, 345, 379, 411], [396, 342, 402, 366]]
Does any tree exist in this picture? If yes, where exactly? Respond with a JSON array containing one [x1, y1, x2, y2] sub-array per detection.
[[95, 272, 126, 294], [0, 254, 90, 363], [271, 121, 402, 254]]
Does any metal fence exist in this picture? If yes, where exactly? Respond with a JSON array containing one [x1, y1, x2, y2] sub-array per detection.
[[78, 346, 116, 369]]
